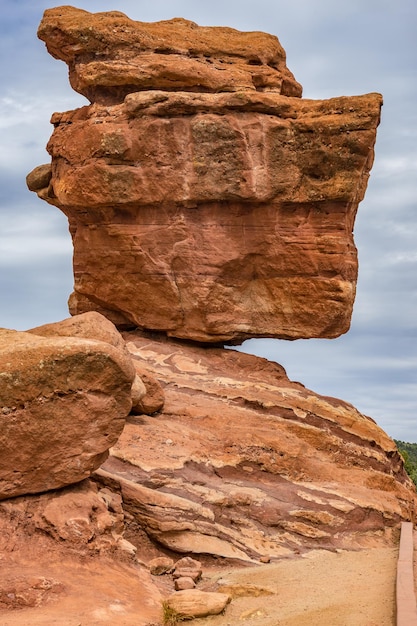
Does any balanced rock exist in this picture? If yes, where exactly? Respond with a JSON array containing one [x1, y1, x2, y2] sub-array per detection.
[[28, 6, 382, 343], [31, 480, 125, 548], [0, 321, 134, 500]]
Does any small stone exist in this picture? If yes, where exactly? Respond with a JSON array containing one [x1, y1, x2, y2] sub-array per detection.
[[117, 538, 137, 557], [259, 555, 271, 563], [173, 569, 202, 583], [0, 321, 135, 500], [174, 556, 202, 570], [26, 163, 52, 192], [130, 375, 147, 412], [164, 589, 231, 619], [175, 577, 195, 591], [148, 557, 174, 576], [173, 556, 202, 582]]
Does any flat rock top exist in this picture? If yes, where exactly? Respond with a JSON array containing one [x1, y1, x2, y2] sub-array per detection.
[[39, 6, 285, 60]]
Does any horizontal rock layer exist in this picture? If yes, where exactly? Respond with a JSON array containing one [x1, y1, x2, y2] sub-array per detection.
[[37, 6, 302, 103], [96, 333, 417, 558]]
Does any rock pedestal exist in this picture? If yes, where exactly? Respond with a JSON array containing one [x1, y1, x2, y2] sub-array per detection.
[[96, 333, 417, 558]]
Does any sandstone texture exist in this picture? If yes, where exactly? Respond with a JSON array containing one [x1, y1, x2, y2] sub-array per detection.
[[1, 328, 415, 623], [28, 310, 128, 352], [94, 333, 417, 559], [38, 6, 302, 104], [6, 9, 414, 625], [28, 6, 383, 343], [0, 316, 135, 500], [30, 311, 149, 411], [37, 6, 302, 102], [165, 589, 231, 619], [0, 480, 163, 625]]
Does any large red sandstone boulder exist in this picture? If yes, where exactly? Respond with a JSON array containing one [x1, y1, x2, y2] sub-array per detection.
[[28, 310, 128, 352], [0, 323, 135, 500], [27, 7, 382, 343]]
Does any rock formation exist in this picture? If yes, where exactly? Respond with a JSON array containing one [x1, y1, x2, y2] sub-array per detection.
[[0, 479, 163, 624], [1, 7, 414, 624], [97, 333, 416, 559], [0, 313, 135, 499], [27, 5, 383, 343]]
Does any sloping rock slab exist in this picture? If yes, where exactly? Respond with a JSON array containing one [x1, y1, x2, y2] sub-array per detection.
[[99, 332, 417, 558]]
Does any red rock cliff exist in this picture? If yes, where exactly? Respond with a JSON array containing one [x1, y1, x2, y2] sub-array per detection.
[[27, 6, 382, 343]]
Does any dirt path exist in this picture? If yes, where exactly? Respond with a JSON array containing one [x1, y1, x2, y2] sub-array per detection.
[[0, 546, 398, 625], [197, 547, 397, 626]]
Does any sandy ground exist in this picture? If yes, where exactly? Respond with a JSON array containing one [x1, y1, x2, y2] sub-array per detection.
[[0, 546, 398, 625], [0, 555, 163, 626], [196, 547, 398, 626]]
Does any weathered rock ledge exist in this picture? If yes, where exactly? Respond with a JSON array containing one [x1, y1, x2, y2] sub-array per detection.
[[37, 5, 302, 103], [0, 320, 415, 622]]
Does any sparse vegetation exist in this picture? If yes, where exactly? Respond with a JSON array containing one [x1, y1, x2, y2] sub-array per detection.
[[395, 440, 417, 486], [161, 600, 186, 625]]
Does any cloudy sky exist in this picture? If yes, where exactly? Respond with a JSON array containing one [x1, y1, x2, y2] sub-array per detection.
[[0, 0, 416, 441]]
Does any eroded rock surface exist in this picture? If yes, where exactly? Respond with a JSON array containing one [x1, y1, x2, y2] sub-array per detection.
[[0, 481, 163, 624], [37, 6, 302, 102], [165, 589, 231, 619], [96, 333, 416, 559], [28, 6, 382, 343], [0, 316, 135, 499], [4, 11, 411, 626]]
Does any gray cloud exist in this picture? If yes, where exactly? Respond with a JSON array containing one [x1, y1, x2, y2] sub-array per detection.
[[0, 0, 416, 441]]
